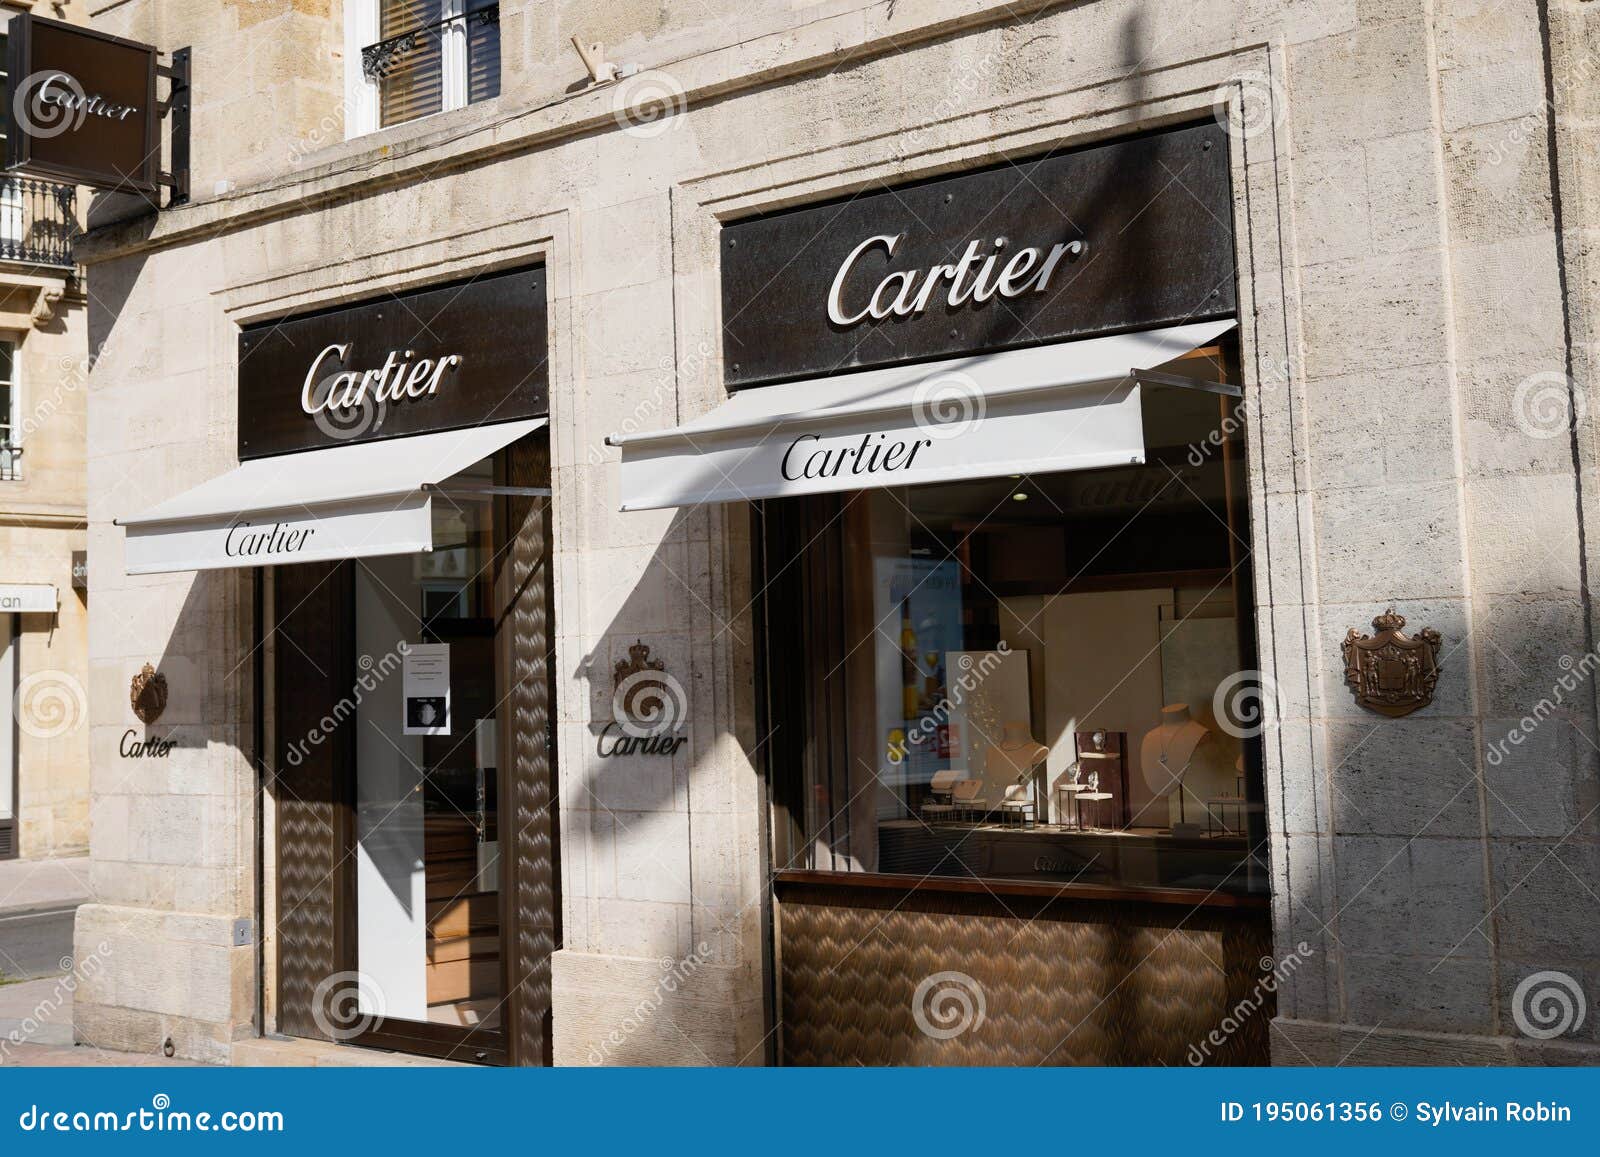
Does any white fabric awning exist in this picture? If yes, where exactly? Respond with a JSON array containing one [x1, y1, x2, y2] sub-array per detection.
[[608, 321, 1235, 511], [118, 419, 546, 575]]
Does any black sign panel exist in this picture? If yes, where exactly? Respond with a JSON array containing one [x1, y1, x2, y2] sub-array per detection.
[[238, 267, 548, 460], [5, 14, 160, 194], [721, 121, 1235, 388]]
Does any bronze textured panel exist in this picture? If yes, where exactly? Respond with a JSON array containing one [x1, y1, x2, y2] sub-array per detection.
[[500, 436, 558, 1065], [777, 883, 1273, 1066], [273, 561, 354, 1042]]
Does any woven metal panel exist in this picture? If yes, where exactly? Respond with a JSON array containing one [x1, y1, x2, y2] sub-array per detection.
[[503, 437, 557, 1065], [273, 561, 351, 1042], [778, 884, 1272, 1066]]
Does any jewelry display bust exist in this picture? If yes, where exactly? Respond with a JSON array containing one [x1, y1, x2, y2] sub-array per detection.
[[1139, 703, 1212, 833], [987, 719, 1049, 779]]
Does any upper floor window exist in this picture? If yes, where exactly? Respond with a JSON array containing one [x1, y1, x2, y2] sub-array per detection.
[[347, 1, 500, 136], [0, 341, 19, 481]]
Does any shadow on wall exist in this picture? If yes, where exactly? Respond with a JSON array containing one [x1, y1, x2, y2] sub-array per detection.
[[573, 502, 747, 831]]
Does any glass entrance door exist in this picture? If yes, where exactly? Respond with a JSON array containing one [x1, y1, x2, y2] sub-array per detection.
[[350, 456, 507, 1050], [271, 430, 556, 1064]]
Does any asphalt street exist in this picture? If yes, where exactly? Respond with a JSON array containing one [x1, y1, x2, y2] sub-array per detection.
[[0, 905, 77, 981]]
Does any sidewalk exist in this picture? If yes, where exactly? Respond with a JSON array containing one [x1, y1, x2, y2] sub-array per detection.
[[0, 855, 91, 917], [0, 975, 75, 1047]]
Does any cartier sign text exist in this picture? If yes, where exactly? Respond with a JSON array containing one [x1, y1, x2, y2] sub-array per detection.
[[300, 343, 465, 415], [827, 233, 1082, 327]]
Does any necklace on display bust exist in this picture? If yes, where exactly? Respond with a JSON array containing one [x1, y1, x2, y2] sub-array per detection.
[[1139, 704, 1212, 832], [987, 719, 1049, 780]]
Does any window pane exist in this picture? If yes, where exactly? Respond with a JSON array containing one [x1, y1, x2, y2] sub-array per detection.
[[378, 31, 443, 128], [381, 0, 442, 38], [771, 352, 1265, 897], [466, 7, 500, 106], [352, 454, 504, 1032]]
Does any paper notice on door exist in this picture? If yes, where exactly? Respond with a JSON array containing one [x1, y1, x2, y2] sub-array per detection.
[[403, 643, 451, 735]]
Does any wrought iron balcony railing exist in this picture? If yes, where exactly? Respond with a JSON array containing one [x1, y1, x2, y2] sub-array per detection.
[[0, 177, 78, 268]]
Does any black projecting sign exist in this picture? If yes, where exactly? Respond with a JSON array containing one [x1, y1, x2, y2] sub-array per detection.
[[5, 14, 161, 195], [237, 267, 549, 460], [721, 121, 1235, 388]]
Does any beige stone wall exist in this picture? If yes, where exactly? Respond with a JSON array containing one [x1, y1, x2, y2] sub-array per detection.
[[0, 277, 90, 860], [72, 0, 1600, 1064]]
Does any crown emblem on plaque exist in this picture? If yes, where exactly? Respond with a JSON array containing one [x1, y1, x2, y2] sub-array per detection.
[[614, 639, 665, 687], [1341, 608, 1442, 718], [609, 640, 686, 738], [130, 662, 169, 725]]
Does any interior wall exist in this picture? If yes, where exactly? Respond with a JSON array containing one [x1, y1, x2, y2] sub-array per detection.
[[1000, 589, 1169, 826], [352, 556, 427, 1021]]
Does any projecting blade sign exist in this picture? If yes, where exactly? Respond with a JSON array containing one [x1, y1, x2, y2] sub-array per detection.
[[4, 13, 188, 202]]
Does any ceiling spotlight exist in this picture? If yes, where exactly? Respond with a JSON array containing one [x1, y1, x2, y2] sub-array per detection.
[[1011, 492, 1029, 502]]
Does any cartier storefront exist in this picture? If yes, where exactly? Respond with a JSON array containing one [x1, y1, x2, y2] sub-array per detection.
[[613, 121, 1274, 1065], [115, 269, 556, 1065]]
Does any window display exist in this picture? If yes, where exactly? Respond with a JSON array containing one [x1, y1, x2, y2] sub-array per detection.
[[764, 349, 1266, 896]]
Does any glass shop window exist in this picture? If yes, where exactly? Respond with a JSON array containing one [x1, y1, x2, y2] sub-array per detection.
[[765, 347, 1267, 897]]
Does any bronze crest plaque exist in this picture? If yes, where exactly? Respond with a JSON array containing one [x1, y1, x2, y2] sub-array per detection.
[[129, 661, 168, 724], [1342, 609, 1441, 718], [601, 640, 687, 755], [612, 640, 668, 724]]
